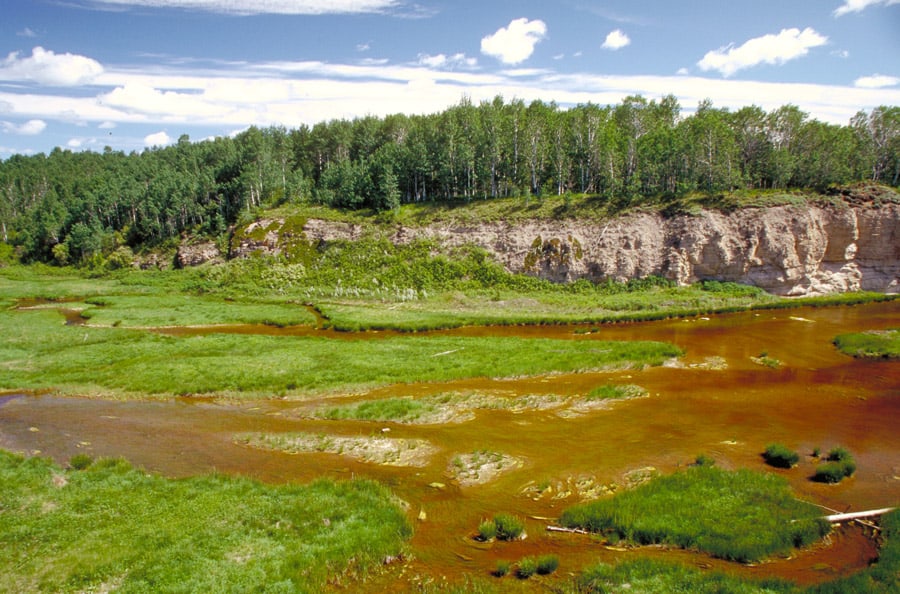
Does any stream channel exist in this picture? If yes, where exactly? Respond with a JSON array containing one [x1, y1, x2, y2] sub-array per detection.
[[1, 300, 898, 589]]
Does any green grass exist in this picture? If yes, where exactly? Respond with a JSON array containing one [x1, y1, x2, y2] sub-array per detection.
[[494, 514, 526, 541], [812, 446, 856, 483], [0, 449, 411, 593], [575, 557, 798, 593], [0, 302, 680, 398], [585, 384, 646, 401], [763, 443, 800, 469], [559, 466, 830, 563], [320, 397, 435, 422], [834, 329, 900, 359]]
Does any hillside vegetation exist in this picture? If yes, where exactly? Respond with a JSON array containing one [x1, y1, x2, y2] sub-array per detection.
[[1, 96, 896, 267]]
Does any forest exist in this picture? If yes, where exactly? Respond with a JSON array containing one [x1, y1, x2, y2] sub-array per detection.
[[0, 95, 897, 265]]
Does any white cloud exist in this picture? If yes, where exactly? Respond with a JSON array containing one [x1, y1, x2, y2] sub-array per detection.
[[832, 49, 850, 58], [357, 43, 371, 52], [417, 53, 476, 69], [854, 73, 899, 88], [67, 138, 83, 148], [98, 120, 117, 129], [834, 0, 900, 17], [697, 28, 828, 77], [2, 119, 47, 135], [0, 47, 104, 86], [88, 0, 401, 15], [144, 130, 171, 146], [17, 27, 38, 38], [602, 29, 630, 51], [677, 67, 690, 75], [481, 18, 547, 65]]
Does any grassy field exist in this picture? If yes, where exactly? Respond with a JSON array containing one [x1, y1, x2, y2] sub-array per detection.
[[559, 466, 831, 563], [0, 298, 680, 398], [834, 329, 900, 359], [0, 450, 410, 593]]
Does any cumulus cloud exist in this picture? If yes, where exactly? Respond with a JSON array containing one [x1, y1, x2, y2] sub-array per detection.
[[2, 119, 47, 135], [417, 53, 477, 68], [0, 47, 104, 86], [144, 130, 171, 146], [602, 29, 630, 50], [87, 0, 401, 15], [697, 28, 828, 77], [854, 73, 899, 88], [481, 18, 547, 65], [834, 0, 900, 17]]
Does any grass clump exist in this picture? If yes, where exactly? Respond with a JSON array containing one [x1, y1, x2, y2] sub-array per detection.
[[320, 397, 433, 423], [477, 519, 497, 542], [494, 514, 526, 541], [492, 560, 510, 578], [536, 554, 559, 575], [0, 449, 411, 593], [585, 384, 646, 401], [763, 443, 800, 468], [576, 557, 797, 593], [515, 556, 538, 579], [834, 329, 900, 359], [812, 446, 856, 483], [559, 466, 830, 563], [68, 453, 93, 470]]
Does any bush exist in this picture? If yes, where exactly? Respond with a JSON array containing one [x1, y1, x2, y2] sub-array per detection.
[[813, 447, 856, 483], [694, 454, 715, 467], [763, 443, 799, 468], [477, 519, 497, 542], [494, 514, 525, 541], [536, 554, 559, 575], [68, 454, 93, 470], [516, 557, 537, 579], [492, 560, 510, 577]]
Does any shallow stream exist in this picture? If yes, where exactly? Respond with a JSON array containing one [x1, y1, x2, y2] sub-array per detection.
[[1, 301, 898, 588]]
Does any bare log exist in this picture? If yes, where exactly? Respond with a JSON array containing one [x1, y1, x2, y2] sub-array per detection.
[[824, 508, 895, 523]]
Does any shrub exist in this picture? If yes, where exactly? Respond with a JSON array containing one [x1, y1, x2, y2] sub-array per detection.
[[813, 462, 848, 484], [763, 443, 799, 468], [694, 454, 715, 467], [68, 454, 93, 470], [827, 446, 852, 463], [813, 447, 856, 483], [536, 554, 559, 575], [516, 556, 537, 579], [494, 514, 525, 541], [477, 520, 497, 542], [493, 560, 510, 577]]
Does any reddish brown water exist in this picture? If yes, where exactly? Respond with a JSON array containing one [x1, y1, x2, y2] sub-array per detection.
[[1, 301, 898, 589]]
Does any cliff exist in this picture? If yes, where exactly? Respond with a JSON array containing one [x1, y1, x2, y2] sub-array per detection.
[[235, 201, 900, 297]]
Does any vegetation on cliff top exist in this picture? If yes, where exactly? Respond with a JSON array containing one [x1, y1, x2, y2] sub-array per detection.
[[1, 95, 896, 266]]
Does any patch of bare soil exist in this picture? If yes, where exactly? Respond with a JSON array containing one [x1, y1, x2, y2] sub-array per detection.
[[447, 450, 523, 486], [236, 432, 436, 467]]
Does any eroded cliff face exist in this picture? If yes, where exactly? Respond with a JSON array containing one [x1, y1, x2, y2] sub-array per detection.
[[252, 202, 900, 297]]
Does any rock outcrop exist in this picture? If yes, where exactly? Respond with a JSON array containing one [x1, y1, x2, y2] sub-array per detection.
[[175, 241, 222, 268], [234, 201, 900, 297]]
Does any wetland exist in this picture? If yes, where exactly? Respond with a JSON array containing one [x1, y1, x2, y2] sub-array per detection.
[[1, 265, 898, 592]]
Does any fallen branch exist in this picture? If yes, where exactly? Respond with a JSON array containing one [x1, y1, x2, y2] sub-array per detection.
[[547, 525, 590, 535], [824, 508, 895, 523]]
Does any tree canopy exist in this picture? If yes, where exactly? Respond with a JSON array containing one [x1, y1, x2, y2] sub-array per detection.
[[1, 97, 897, 264]]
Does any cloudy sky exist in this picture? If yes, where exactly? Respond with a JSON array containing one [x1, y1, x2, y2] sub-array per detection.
[[1, 0, 899, 157]]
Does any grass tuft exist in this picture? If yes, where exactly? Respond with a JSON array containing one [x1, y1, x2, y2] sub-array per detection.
[[559, 466, 829, 563]]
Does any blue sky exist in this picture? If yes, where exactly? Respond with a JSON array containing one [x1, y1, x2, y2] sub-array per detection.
[[1, 0, 898, 157]]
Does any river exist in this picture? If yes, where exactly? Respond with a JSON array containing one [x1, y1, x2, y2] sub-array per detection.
[[1, 301, 898, 589]]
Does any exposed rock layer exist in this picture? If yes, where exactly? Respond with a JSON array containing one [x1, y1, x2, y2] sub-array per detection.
[[243, 202, 900, 297]]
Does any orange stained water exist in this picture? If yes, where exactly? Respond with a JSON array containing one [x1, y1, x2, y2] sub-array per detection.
[[1, 301, 898, 589]]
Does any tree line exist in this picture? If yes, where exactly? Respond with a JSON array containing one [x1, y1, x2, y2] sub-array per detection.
[[1, 96, 897, 264]]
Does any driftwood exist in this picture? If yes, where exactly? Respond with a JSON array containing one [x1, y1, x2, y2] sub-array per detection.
[[546, 525, 590, 535], [824, 507, 895, 523]]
